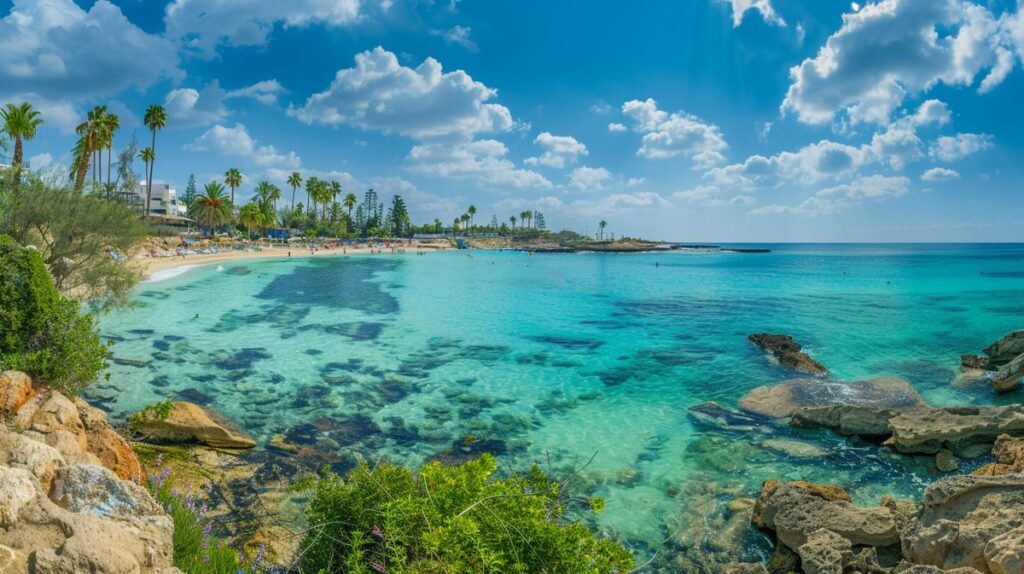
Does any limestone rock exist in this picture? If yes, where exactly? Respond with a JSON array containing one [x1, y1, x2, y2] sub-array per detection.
[[753, 480, 897, 551], [973, 435, 1024, 476], [0, 432, 65, 493], [886, 406, 1024, 458], [0, 467, 37, 527], [982, 330, 1024, 365], [792, 405, 899, 437], [794, 405, 1024, 459], [723, 564, 769, 574], [748, 333, 829, 376], [936, 448, 959, 472], [0, 371, 35, 416], [902, 474, 1024, 573], [688, 401, 769, 433], [740, 377, 925, 419], [797, 528, 852, 574], [132, 401, 256, 449], [28, 393, 86, 453], [991, 352, 1024, 392], [961, 354, 992, 371], [52, 464, 162, 521], [76, 399, 142, 481]]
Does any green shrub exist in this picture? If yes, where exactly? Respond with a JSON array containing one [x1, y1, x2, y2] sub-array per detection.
[[0, 235, 108, 395], [299, 454, 634, 574], [128, 399, 174, 429]]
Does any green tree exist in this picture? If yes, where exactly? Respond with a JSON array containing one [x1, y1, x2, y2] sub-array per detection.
[[100, 112, 120, 196], [237, 202, 262, 238], [192, 182, 232, 235], [138, 148, 154, 211], [224, 167, 242, 206], [1, 102, 44, 173], [343, 192, 357, 222], [0, 235, 110, 396], [182, 174, 197, 207], [510, 215, 517, 230], [305, 177, 320, 223], [299, 454, 633, 574], [598, 220, 607, 240], [72, 107, 105, 192], [467, 204, 476, 229], [388, 194, 409, 237], [143, 105, 167, 216], [287, 171, 302, 210], [1, 177, 148, 310]]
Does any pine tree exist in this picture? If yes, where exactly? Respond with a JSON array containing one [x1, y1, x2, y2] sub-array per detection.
[[389, 195, 409, 237], [534, 211, 547, 231], [490, 214, 498, 229], [183, 174, 197, 208]]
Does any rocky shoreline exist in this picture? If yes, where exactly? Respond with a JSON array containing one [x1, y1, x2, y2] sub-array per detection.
[[709, 332, 1024, 573]]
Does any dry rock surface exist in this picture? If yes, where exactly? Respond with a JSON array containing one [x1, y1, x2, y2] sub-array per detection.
[[0, 370, 173, 573], [132, 401, 256, 449], [961, 330, 1024, 392]]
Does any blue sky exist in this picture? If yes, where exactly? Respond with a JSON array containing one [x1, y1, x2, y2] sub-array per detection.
[[3, 0, 1023, 241]]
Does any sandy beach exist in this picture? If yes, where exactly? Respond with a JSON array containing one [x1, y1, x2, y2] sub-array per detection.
[[139, 242, 450, 281]]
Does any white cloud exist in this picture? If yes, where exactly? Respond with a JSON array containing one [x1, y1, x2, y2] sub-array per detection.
[[406, 139, 552, 189], [752, 175, 910, 216], [782, 0, 1018, 126], [608, 123, 628, 132], [930, 132, 993, 161], [494, 196, 567, 212], [718, 0, 786, 27], [706, 139, 868, 188], [185, 123, 301, 169], [433, 25, 477, 51], [0, 0, 180, 103], [674, 185, 756, 207], [164, 0, 361, 57], [525, 132, 588, 169], [626, 177, 646, 187], [922, 167, 960, 181], [290, 46, 513, 139], [621, 98, 728, 168], [568, 166, 613, 191], [165, 79, 286, 128], [601, 192, 673, 209]]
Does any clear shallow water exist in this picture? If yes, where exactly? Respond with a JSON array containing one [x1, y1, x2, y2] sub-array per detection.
[[93, 245, 1024, 570]]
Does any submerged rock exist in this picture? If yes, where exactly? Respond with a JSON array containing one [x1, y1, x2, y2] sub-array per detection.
[[132, 401, 256, 449], [961, 354, 991, 371], [748, 333, 828, 376], [688, 401, 770, 433], [902, 474, 1024, 573], [761, 438, 827, 459], [740, 377, 925, 419]]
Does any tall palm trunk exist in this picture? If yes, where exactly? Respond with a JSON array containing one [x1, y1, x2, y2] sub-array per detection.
[[12, 136, 23, 166], [107, 144, 113, 198], [291, 185, 296, 210], [146, 129, 156, 217]]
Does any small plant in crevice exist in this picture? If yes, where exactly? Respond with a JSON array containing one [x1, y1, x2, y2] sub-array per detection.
[[146, 454, 277, 574]]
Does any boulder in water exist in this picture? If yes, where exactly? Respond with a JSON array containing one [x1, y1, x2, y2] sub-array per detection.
[[973, 434, 1024, 476], [748, 333, 828, 376], [991, 352, 1024, 392], [982, 330, 1024, 365], [739, 377, 925, 418]]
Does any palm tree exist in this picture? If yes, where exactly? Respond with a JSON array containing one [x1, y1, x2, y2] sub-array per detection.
[[329, 181, 341, 219], [138, 148, 154, 211], [598, 220, 608, 240], [255, 181, 281, 212], [510, 215, 517, 230], [143, 105, 167, 216], [224, 167, 242, 205], [192, 181, 232, 234], [343, 192, 357, 221], [287, 171, 302, 210], [87, 105, 107, 186], [434, 218, 442, 233], [101, 113, 120, 196], [520, 211, 531, 229], [1, 102, 44, 173], [305, 177, 319, 216], [72, 107, 104, 191], [238, 202, 263, 238], [314, 180, 332, 220], [467, 205, 476, 230]]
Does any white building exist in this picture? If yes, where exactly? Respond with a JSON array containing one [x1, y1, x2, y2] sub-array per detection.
[[131, 182, 188, 218]]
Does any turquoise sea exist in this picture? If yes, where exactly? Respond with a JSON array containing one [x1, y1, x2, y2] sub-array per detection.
[[92, 244, 1024, 570]]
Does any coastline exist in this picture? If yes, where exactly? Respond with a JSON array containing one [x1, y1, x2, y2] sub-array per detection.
[[138, 242, 451, 281]]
